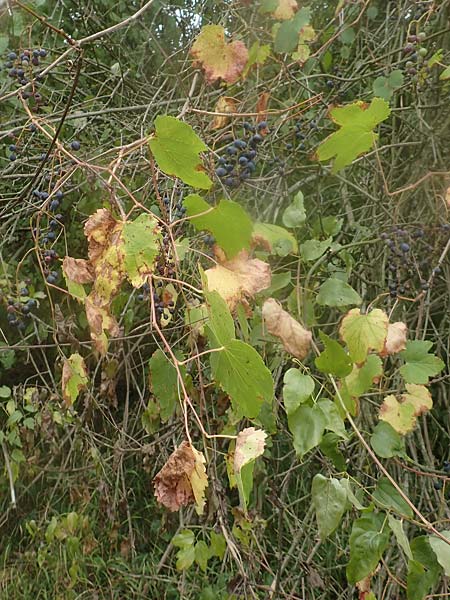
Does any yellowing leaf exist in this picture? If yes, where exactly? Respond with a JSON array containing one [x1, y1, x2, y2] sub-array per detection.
[[379, 384, 432, 434], [122, 213, 161, 287], [149, 116, 212, 190], [205, 251, 271, 311], [291, 25, 315, 63], [317, 98, 391, 173], [153, 441, 208, 514], [340, 308, 389, 364], [189, 446, 208, 515], [190, 25, 248, 84], [273, 0, 298, 20], [234, 427, 267, 473], [380, 321, 408, 356], [61, 353, 88, 408], [212, 96, 239, 129], [262, 298, 312, 360]]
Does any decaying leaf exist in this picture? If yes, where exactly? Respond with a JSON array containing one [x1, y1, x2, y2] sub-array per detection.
[[380, 321, 408, 356], [291, 25, 316, 63], [379, 384, 432, 434], [190, 25, 248, 84], [65, 209, 161, 354], [262, 298, 312, 359], [62, 257, 94, 284], [273, 0, 298, 20], [256, 92, 270, 125], [212, 96, 239, 129], [445, 186, 450, 208], [153, 441, 208, 514], [205, 250, 271, 311], [234, 427, 267, 473], [61, 353, 88, 408]]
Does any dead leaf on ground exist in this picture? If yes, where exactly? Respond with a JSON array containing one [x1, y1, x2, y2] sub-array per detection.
[[380, 321, 408, 356], [205, 250, 271, 311], [262, 298, 311, 359], [153, 441, 208, 514]]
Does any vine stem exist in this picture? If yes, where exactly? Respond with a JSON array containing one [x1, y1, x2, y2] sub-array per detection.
[[330, 374, 450, 547], [1, 441, 16, 508]]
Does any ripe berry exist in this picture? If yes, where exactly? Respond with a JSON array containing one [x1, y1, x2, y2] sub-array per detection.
[[7, 52, 17, 60], [434, 480, 443, 490], [46, 275, 56, 284], [9, 153, 17, 161], [39, 49, 47, 57], [49, 200, 60, 211], [257, 121, 268, 130], [215, 167, 227, 177], [226, 145, 237, 155], [233, 139, 247, 149], [400, 242, 410, 252], [70, 140, 81, 151]]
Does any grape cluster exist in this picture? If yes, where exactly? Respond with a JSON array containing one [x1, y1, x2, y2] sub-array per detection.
[[3, 48, 47, 101], [381, 223, 449, 296], [5, 287, 38, 332], [33, 188, 66, 284], [403, 31, 428, 78], [136, 280, 176, 324], [215, 121, 268, 188]]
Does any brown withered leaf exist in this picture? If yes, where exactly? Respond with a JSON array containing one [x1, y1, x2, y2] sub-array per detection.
[[85, 298, 122, 355], [84, 208, 119, 264], [380, 321, 408, 356], [262, 298, 312, 359], [62, 257, 94, 284], [212, 96, 239, 129], [153, 442, 208, 514], [256, 92, 270, 126], [205, 250, 271, 311]]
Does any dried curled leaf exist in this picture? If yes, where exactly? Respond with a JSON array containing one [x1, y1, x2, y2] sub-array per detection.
[[212, 96, 239, 129], [205, 250, 271, 311], [190, 25, 248, 84], [262, 298, 312, 359], [380, 321, 408, 356], [62, 257, 94, 284], [153, 442, 208, 514]]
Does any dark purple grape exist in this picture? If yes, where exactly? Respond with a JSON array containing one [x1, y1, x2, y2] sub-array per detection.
[[246, 161, 256, 172], [55, 190, 64, 200], [46, 275, 56, 284], [400, 242, 410, 252], [233, 139, 246, 149], [39, 49, 47, 58], [47, 231, 56, 241], [250, 133, 263, 144], [9, 153, 17, 161], [215, 167, 227, 177], [257, 121, 268, 130], [226, 145, 237, 156], [238, 156, 248, 166], [7, 52, 17, 60], [70, 140, 81, 151], [218, 156, 226, 165], [49, 200, 60, 211]]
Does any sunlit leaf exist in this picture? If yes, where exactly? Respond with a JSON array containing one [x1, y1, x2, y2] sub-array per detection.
[[149, 116, 212, 189], [317, 98, 391, 173], [340, 308, 388, 363]]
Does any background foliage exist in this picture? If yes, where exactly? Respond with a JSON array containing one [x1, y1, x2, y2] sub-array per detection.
[[0, 0, 449, 598]]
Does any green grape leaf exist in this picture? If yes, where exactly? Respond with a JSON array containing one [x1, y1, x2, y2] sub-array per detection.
[[316, 277, 362, 308], [209, 531, 226, 559], [344, 354, 383, 397], [185, 195, 252, 258], [149, 349, 187, 421], [176, 545, 196, 570], [340, 308, 389, 363], [210, 339, 273, 419], [194, 541, 210, 572], [274, 7, 311, 53], [149, 116, 212, 189], [346, 512, 391, 584], [439, 65, 450, 80], [122, 213, 161, 287], [319, 433, 347, 471], [300, 237, 332, 261], [288, 403, 326, 458], [370, 422, 407, 459], [387, 514, 413, 560], [282, 369, 315, 415], [282, 190, 306, 227], [317, 399, 347, 438], [429, 532, 450, 576], [317, 98, 391, 173], [204, 290, 235, 346], [234, 427, 267, 512], [399, 340, 445, 384], [253, 222, 298, 255], [372, 477, 413, 517], [312, 474, 348, 539], [61, 353, 88, 407], [315, 331, 353, 377], [244, 40, 271, 76], [372, 70, 404, 100], [407, 537, 442, 600], [172, 529, 195, 548]]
